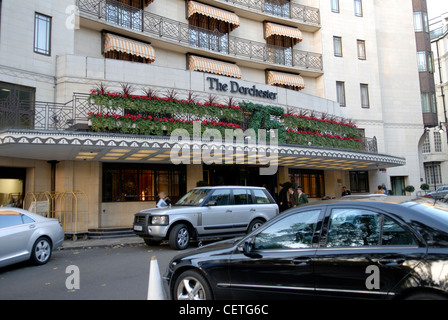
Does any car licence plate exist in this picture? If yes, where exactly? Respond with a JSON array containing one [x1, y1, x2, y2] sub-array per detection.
[[133, 225, 143, 231]]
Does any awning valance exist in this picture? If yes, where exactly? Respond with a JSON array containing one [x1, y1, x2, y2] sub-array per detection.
[[104, 33, 156, 62], [188, 1, 240, 31], [267, 71, 305, 90], [265, 22, 303, 45], [189, 55, 242, 79]]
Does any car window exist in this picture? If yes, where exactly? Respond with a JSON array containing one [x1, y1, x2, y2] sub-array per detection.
[[253, 210, 321, 250], [253, 189, 270, 204], [0, 214, 24, 229], [382, 216, 416, 246], [22, 215, 35, 224], [233, 189, 253, 205], [327, 209, 381, 247], [208, 189, 231, 206]]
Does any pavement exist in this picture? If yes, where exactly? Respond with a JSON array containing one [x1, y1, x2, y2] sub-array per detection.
[[59, 235, 145, 250]]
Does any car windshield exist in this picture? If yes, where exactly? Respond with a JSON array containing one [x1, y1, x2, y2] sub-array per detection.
[[175, 189, 212, 206]]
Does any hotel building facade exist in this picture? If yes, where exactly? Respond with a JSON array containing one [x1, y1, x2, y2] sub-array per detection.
[[0, 0, 428, 231]]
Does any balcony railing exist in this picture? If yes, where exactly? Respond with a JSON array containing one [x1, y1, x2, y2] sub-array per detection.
[[222, 0, 320, 26], [77, 0, 323, 72]]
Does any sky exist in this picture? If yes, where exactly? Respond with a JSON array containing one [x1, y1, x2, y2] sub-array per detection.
[[427, 0, 448, 19]]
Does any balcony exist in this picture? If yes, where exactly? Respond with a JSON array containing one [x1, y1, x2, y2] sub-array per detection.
[[76, 0, 323, 76], [218, 0, 320, 30]]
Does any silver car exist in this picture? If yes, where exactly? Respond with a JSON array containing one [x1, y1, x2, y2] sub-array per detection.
[[0, 208, 64, 268], [133, 186, 279, 250]]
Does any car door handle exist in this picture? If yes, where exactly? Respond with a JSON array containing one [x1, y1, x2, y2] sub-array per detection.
[[29, 224, 36, 229], [226, 210, 232, 213], [291, 258, 312, 266], [378, 257, 406, 266], [250, 208, 256, 212]]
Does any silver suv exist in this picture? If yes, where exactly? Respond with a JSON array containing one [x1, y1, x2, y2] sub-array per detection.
[[133, 186, 279, 250]]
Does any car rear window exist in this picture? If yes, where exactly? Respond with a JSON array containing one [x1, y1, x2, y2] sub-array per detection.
[[253, 189, 270, 204]]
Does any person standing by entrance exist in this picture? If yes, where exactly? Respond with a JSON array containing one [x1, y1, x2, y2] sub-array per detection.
[[277, 183, 289, 212], [297, 187, 309, 205]]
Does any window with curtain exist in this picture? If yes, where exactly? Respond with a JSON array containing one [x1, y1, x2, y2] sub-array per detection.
[[360, 84, 369, 108], [331, 0, 339, 13], [421, 93, 436, 113], [333, 36, 342, 57], [354, 0, 363, 17], [357, 40, 366, 60], [336, 81, 346, 107], [188, 8, 231, 54]]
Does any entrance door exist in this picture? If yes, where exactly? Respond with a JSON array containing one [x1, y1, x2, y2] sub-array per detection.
[[0, 168, 26, 207], [391, 176, 405, 196]]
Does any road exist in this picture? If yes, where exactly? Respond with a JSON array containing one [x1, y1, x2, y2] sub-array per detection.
[[0, 242, 184, 300]]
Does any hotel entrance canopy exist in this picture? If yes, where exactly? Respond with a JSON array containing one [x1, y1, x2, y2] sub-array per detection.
[[0, 130, 405, 171]]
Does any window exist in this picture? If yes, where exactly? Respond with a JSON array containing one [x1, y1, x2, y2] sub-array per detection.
[[354, 0, 363, 17], [105, 1, 142, 31], [327, 209, 381, 247], [326, 209, 416, 247], [422, 133, 431, 153], [382, 216, 416, 246], [253, 189, 270, 204], [265, 0, 290, 18], [360, 84, 369, 108], [333, 36, 342, 57], [0, 214, 24, 229], [254, 210, 321, 250], [102, 164, 186, 202], [434, 131, 442, 152], [34, 13, 51, 55], [331, 0, 339, 13], [421, 93, 436, 113], [425, 163, 442, 186], [208, 189, 231, 206], [417, 51, 433, 73], [357, 40, 366, 60], [289, 169, 325, 198], [188, 7, 230, 54], [336, 81, 346, 107], [233, 188, 253, 205], [414, 11, 429, 33], [349, 171, 369, 193]]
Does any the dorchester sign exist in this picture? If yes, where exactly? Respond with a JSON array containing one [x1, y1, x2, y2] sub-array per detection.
[[207, 77, 277, 100]]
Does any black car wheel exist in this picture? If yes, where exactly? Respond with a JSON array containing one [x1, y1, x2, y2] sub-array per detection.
[[169, 224, 190, 250], [30, 237, 52, 265], [174, 270, 213, 300]]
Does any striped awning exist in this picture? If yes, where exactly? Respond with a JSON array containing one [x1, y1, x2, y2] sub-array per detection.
[[188, 1, 240, 31], [267, 71, 305, 90], [189, 55, 242, 79], [265, 22, 303, 45], [104, 33, 156, 62]]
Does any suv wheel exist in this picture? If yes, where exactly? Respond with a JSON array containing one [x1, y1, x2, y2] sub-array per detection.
[[169, 224, 190, 250]]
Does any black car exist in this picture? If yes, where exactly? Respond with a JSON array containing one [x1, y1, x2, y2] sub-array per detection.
[[165, 198, 448, 300]]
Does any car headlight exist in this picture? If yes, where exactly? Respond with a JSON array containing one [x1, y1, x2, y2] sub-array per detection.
[[151, 215, 169, 225]]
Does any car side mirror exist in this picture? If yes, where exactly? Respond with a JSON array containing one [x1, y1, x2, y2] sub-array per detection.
[[238, 239, 262, 259]]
